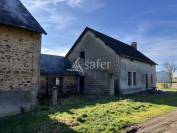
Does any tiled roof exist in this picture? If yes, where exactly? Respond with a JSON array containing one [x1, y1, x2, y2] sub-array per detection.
[[66, 27, 156, 65], [0, 0, 46, 34], [40, 54, 78, 76]]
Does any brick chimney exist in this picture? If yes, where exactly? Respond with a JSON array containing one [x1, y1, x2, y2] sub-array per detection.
[[131, 42, 137, 50]]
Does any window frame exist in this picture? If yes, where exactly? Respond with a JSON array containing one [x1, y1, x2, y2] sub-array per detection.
[[128, 72, 132, 86], [128, 71, 137, 86], [80, 51, 85, 60], [79, 51, 85, 62], [133, 72, 137, 86]]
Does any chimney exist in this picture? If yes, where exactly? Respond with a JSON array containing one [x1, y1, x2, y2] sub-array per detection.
[[131, 42, 137, 50]]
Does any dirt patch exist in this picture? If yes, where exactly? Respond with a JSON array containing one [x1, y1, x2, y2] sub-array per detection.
[[125, 110, 177, 133]]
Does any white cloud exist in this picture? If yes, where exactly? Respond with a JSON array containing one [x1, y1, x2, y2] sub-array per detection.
[[73, 0, 105, 11], [21, 0, 104, 31], [67, 0, 82, 8], [21, 0, 77, 30], [21, 0, 75, 10], [41, 47, 70, 56], [20, 0, 105, 31], [21, 0, 104, 11], [40, 13, 76, 29]]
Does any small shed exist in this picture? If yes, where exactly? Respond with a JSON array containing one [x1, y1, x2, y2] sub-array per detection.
[[40, 54, 80, 97]]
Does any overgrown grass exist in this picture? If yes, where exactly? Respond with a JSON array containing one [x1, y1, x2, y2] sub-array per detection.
[[0, 88, 177, 133]]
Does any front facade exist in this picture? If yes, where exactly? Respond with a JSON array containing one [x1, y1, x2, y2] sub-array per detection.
[[0, 0, 46, 117], [66, 27, 157, 95]]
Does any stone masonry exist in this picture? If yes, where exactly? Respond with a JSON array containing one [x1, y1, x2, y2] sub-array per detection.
[[0, 25, 41, 116]]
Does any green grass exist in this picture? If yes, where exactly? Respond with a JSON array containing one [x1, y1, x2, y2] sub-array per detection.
[[1, 88, 177, 133]]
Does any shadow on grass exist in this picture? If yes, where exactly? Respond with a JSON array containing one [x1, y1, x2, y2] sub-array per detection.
[[1, 90, 177, 133], [0, 95, 121, 133], [123, 90, 177, 107], [52, 90, 177, 113], [0, 112, 77, 133], [31, 90, 177, 116]]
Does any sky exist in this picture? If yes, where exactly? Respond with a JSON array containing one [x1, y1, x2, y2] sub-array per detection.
[[21, 0, 177, 74]]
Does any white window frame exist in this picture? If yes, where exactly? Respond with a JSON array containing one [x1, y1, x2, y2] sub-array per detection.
[[133, 71, 137, 86], [128, 71, 137, 87]]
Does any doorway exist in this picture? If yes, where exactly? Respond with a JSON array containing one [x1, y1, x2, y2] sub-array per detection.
[[145, 74, 148, 88], [80, 76, 85, 94], [114, 79, 119, 95], [59, 77, 63, 95]]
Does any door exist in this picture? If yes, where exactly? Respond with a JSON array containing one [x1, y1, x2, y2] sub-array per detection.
[[114, 79, 119, 95], [59, 77, 63, 95], [146, 74, 148, 88], [80, 76, 85, 94]]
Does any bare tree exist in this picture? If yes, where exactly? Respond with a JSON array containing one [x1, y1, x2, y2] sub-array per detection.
[[164, 62, 177, 87]]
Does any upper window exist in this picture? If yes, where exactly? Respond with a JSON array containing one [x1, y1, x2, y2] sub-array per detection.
[[80, 51, 85, 60], [128, 72, 132, 86]]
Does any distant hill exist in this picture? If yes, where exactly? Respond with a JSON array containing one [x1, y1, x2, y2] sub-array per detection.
[[157, 71, 170, 83]]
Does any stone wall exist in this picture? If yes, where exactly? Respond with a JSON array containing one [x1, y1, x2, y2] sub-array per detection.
[[0, 25, 41, 116]]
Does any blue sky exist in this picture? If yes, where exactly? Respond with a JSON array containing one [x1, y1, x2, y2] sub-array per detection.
[[21, 0, 177, 73]]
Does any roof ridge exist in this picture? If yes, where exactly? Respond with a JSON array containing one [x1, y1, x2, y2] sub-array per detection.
[[41, 54, 65, 58], [0, 0, 47, 34], [86, 27, 133, 48], [85, 27, 156, 65], [66, 27, 156, 65]]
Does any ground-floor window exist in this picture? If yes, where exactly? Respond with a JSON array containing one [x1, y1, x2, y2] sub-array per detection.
[[128, 72, 137, 86], [133, 72, 136, 85], [128, 72, 132, 86]]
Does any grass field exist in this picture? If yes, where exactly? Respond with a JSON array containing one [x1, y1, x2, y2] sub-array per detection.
[[0, 88, 177, 133]]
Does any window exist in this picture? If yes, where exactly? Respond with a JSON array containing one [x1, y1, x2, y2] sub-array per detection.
[[128, 72, 132, 86], [133, 72, 136, 85], [80, 51, 85, 60], [151, 74, 153, 84], [128, 72, 136, 86]]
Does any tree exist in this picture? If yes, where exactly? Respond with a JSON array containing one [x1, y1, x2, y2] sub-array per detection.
[[164, 62, 177, 87]]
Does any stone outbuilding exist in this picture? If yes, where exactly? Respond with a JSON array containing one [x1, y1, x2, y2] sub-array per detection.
[[0, 0, 46, 117], [66, 27, 157, 95]]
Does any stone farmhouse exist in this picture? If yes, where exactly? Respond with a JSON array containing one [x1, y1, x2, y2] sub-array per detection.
[[65, 27, 157, 95], [0, 0, 46, 117]]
